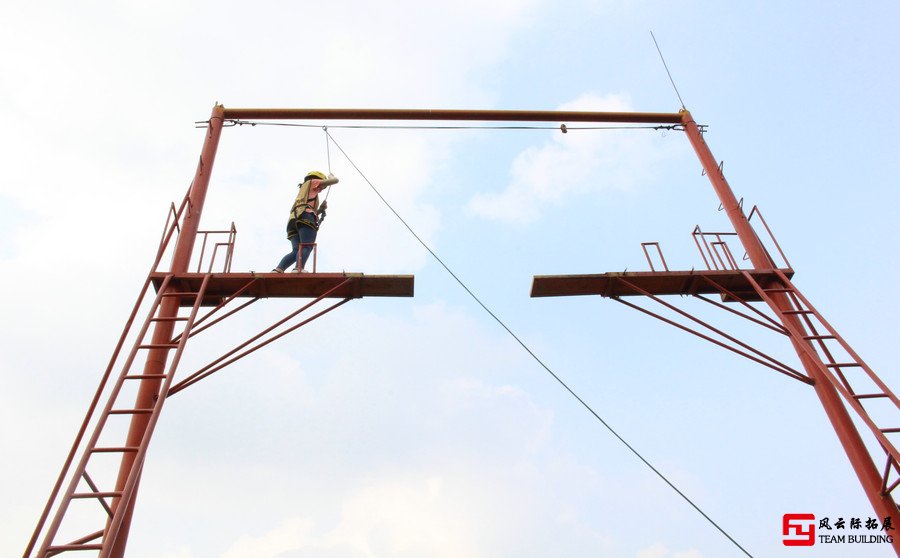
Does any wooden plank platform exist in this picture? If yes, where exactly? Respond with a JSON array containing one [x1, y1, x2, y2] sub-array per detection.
[[151, 272, 414, 306], [531, 268, 794, 302]]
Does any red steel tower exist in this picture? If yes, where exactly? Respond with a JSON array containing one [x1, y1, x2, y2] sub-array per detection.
[[532, 110, 900, 556], [24, 105, 414, 557], [24, 105, 898, 556]]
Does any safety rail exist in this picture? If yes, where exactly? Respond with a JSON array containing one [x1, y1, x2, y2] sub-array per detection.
[[641, 205, 789, 274], [153, 196, 237, 275], [641, 242, 669, 272], [692, 226, 741, 271], [691, 206, 791, 272], [748, 205, 792, 270], [153, 196, 192, 274], [195, 223, 237, 273], [642, 228, 742, 273]]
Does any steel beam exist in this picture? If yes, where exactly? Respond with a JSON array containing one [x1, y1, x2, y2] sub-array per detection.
[[221, 107, 683, 124]]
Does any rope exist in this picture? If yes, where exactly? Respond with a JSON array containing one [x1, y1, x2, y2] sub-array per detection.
[[323, 127, 334, 205], [324, 126, 332, 175], [323, 129, 753, 558]]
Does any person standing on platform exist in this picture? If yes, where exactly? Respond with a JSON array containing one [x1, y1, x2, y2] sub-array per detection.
[[272, 170, 338, 273]]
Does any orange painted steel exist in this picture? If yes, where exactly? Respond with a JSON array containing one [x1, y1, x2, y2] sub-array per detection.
[[167, 280, 355, 397], [27, 103, 898, 557], [680, 110, 899, 555], [105, 105, 227, 558], [612, 277, 811, 385], [222, 107, 684, 124], [531, 268, 793, 300], [25, 104, 418, 558], [529, 108, 897, 555], [148, 272, 415, 306], [24, 194, 196, 557]]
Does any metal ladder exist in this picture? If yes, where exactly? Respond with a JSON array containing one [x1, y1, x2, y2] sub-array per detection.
[[743, 268, 900, 499], [34, 273, 211, 556]]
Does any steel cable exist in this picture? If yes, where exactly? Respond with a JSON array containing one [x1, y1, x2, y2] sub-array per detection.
[[324, 129, 753, 558], [203, 119, 682, 132]]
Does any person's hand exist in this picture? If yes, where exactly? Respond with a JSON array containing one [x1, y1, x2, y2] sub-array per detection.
[[327, 173, 335, 180], [319, 200, 328, 211]]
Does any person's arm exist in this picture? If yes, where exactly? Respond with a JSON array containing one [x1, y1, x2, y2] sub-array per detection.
[[318, 174, 339, 188]]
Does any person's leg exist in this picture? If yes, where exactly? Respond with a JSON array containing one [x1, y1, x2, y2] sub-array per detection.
[[275, 235, 300, 271]]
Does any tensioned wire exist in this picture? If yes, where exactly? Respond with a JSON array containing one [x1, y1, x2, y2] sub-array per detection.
[[321, 128, 753, 558], [208, 119, 682, 132]]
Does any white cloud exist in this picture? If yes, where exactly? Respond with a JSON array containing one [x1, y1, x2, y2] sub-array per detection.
[[467, 92, 679, 225], [214, 472, 489, 558], [8, 3, 895, 558], [637, 542, 669, 558], [221, 517, 315, 558], [1, 3, 557, 556], [315, 473, 486, 558]]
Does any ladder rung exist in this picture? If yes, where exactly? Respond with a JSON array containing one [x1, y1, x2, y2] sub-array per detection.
[[854, 393, 889, 400], [138, 343, 180, 350], [825, 363, 862, 368], [109, 409, 154, 415], [881, 428, 900, 434], [48, 544, 104, 551], [72, 491, 122, 499], [804, 335, 835, 340], [783, 309, 813, 315], [124, 374, 167, 380], [150, 316, 189, 322], [91, 446, 140, 453], [853, 393, 889, 399], [161, 291, 199, 298]]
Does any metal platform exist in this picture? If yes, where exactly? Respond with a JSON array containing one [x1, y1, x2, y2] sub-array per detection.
[[531, 268, 794, 301], [151, 272, 415, 306]]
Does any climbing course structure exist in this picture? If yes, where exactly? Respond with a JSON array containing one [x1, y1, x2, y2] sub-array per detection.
[[25, 105, 898, 557]]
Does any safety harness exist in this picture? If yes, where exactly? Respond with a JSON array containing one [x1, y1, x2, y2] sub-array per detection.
[[287, 179, 323, 237]]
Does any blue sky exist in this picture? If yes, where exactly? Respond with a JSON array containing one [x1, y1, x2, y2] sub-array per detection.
[[2, 1, 898, 557]]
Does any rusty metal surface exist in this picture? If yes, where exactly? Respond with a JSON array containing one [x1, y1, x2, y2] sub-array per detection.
[[531, 268, 794, 301], [104, 106, 228, 558], [150, 272, 415, 305], [682, 112, 900, 545], [221, 107, 683, 124]]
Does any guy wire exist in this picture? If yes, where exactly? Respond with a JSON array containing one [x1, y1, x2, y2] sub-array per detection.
[[651, 30, 686, 109], [323, 128, 752, 558]]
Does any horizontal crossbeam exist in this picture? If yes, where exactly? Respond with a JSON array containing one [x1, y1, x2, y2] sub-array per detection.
[[531, 268, 794, 301], [220, 108, 684, 124], [150, 272, 414, 306]]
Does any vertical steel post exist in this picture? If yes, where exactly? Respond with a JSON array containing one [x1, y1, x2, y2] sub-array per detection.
[[680, 110, 899, 551], [104, 104, 226, 558]]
